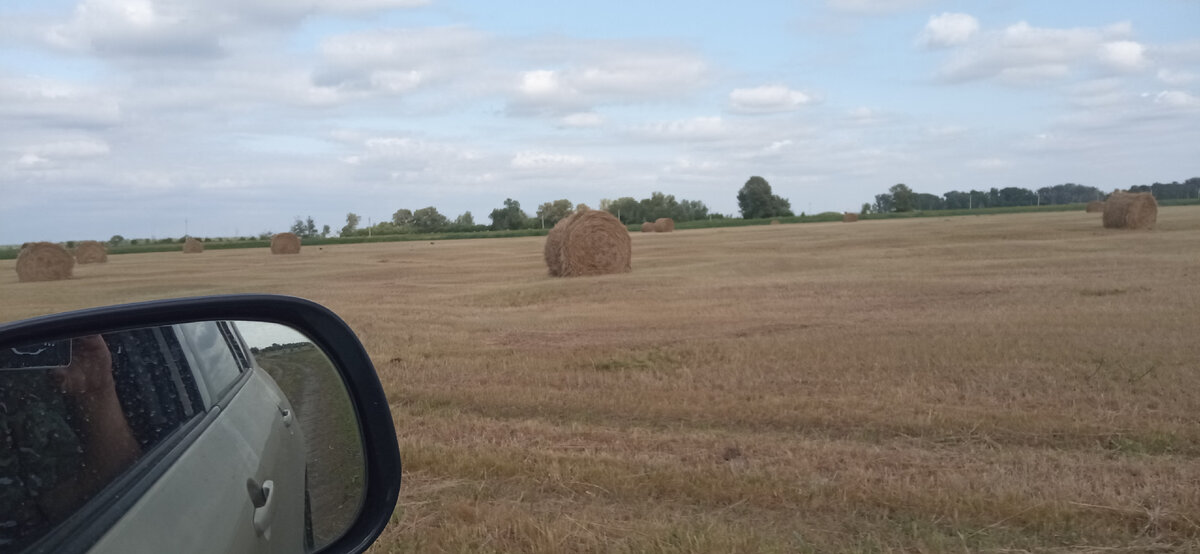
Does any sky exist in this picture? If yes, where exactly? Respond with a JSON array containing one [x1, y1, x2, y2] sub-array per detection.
[[0, 0, 1197, 243]]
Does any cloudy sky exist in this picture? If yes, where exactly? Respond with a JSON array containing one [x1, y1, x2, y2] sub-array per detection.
[[1, 0, 1197, 243]]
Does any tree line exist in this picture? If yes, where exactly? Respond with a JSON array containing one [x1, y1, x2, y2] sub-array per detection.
[[86, 175, 1200, 247], [867, 178, 1200, 214]]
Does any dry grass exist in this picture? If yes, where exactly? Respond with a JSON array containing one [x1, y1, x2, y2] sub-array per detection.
[[3, 209, 1200, 552]]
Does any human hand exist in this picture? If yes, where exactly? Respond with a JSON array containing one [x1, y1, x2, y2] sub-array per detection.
[[51, 335, 115, 397]]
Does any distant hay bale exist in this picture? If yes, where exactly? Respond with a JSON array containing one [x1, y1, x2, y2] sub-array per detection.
[[183, 237, 204, 254], [843, 213, 859, 223], [15, 242, 74, 282], [641, 221, 657, 233], [1085, 201, 1105, 213], [270, 232, 302, 254], [770, 219, 781, 225], [1103, 192, 1157, 230], [74, 240, 108, 264], [545, 209, 631, 277], [654, 218, 675, 233]]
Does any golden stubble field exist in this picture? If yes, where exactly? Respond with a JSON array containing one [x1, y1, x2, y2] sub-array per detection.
[[3, 209, 1200, 552]]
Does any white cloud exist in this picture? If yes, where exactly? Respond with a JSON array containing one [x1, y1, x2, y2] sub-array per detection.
[[1097, 40, 1146, 71], [967, 158, 1010, 170], [561, 112, 604, 127], [519, 70, 565, 96], [1156, 68, 1197, 85], [0, 76, 122, 127], [1154, 90, 1199, 108], [25, 139, 111, 158], [506, 47, 708, 115], [633, 116, 726, 140], [510, 151, 585, 170], [828, 0, 932, 15], [315, 26, 487, 94], [45, 0, 429, 57], [919, 13, 979, 48], [933, 21, 1138, 84], [728, 85, 814, 113]]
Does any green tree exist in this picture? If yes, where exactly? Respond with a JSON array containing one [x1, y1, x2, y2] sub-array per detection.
[[412, 206, 449, 232], [340, 213, 360, 237], [536, 199, 574, 227], [392, 209, 414, 227], [321, 225, 330, 238], [889, 184, 914, 212], [304, 216, 317, 237], [737, 176, 792, 219], [676, 199, 709, 221], [602, 197, 641, 223], [873, 193, 893, 213], [489, 198, 528, 230], [108, 235, 125, 247], [290, 218, 305, 236], [455, 211, 475, 227], [860, 203, 870, 216]]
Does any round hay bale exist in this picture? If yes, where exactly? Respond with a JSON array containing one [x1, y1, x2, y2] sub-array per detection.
[[1085, 201, 1105, 213], [550, 209, 631, 277], [843, 213, 859, 223], [641, 221, 657, 233], [653, 218, 675, 233], [15, 242, 74, 282], [1103, 192, 1157, 230], [74, 240, 108, 264], [183, 237, 204, 254], [270, 232, 302, 254], [543, 212, 581, 276], [770, 219, 781, 225]]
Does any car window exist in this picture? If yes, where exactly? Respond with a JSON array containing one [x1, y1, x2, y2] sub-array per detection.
[[0, 329, 204, 552], [173, 322, 246, 403]]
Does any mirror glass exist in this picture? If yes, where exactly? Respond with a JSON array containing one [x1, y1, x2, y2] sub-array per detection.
[[0, 321, 365, 553]]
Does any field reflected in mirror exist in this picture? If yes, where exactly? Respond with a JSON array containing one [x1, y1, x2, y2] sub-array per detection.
[[239, 322, 366, 551]]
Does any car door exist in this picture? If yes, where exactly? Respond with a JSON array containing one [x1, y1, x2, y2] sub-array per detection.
[[87, 322, 306, 554]]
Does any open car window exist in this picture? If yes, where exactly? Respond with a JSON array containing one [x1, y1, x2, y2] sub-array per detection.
[[0, 327, 205, 552]]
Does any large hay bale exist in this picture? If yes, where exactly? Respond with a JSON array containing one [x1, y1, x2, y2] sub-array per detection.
[[74, 240, 108, 264], [1103, 192, 1157, 230], [654, 218, 675, 233], [270, 232, 302, 254], [543, 213, 579, 276], [1085, 201, 1105, 213], [183, 237, 204, 254], [15, 242, 74, 282], [843, 213, 859, 223], [546, 209, 631, 277], [640, 221, 657, 233]]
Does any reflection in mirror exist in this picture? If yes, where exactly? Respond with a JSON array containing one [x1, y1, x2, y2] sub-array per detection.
[[238, 322, 366, 551], [0, 321, 365, 553]]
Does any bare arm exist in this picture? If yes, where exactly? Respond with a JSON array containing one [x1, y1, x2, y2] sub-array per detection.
[[39, 335, 141, 520]]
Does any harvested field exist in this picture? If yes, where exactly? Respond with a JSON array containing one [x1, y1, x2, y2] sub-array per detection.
[[3, 208, 1200, 552]]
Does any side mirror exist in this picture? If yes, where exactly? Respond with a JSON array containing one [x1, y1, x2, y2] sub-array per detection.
[[0, 295, 400, 554]]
